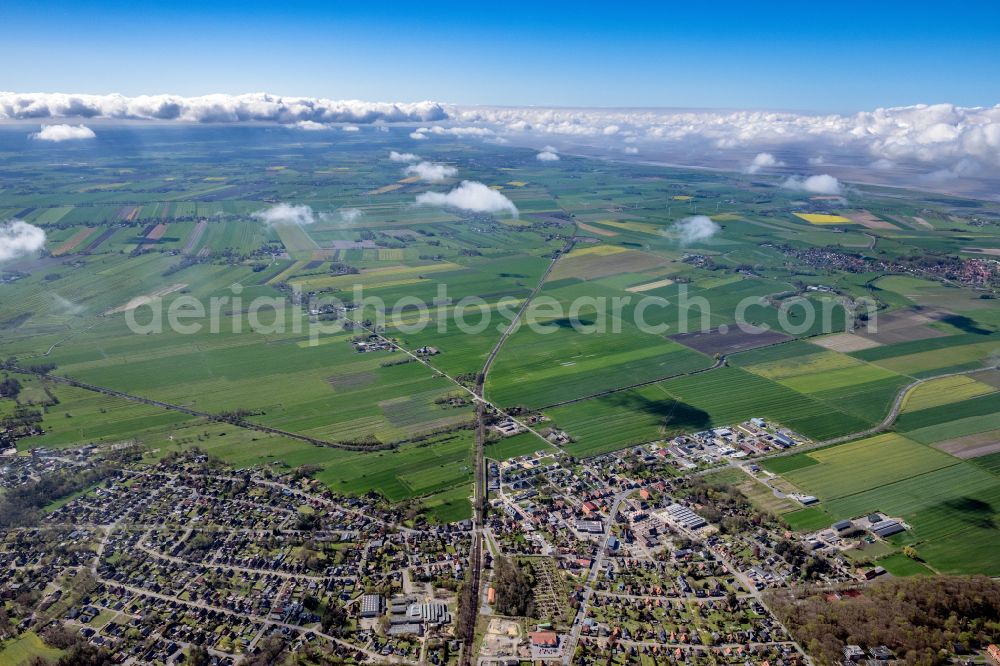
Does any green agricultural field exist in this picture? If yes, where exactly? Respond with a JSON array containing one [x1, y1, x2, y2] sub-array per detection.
[[875, 553, 934, 576], [545, 361, 895, 457], [895, 392, 1000, 432], [969, 452, 1000, 475], [782, 507, 834, 531], [418, 482, 474, 522], [313, 430, 474, 502], [769, 431, 1000, 574], [780, 433, 957, 500], [905, 411, 1000, 444], [872, 340, 1000, 376], [274, 222, 320, 256], [901, 374, 998, 412], [762, 453, 820, 475], [2, 122, 1000, 562], [486, 432, 552, 461], [14, 377, 200, 449]]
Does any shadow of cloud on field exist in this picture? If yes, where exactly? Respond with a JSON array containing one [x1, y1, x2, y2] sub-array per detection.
[[545, 316, 596, 330], [939, 314, 993, 336], [607, 391, 711, 432], [939, 497, 996, 531]]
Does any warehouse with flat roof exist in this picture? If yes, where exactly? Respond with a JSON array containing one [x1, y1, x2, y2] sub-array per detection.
[[870, 520, 905, 538], [662, 503, 708, 530]]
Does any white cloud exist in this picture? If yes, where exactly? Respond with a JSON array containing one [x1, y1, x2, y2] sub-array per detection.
[[51, 293, 84, 315], [536, 150, 560, 161], [423, 125, 495, 137], [294, 120, 331, 131], [624, 146, 639, 154], [252, 203, 316, 226], [6, 93, 1000, 191], [342, 125, 360, 132], [31, 124, 95, 142], [919, 158, 982, 185], [671, 215, 720, 246], [808, 155, 826, 166], [416, 181, 518, 217], [744, 152, 783, 174], [1, 92, 446, 124], [338, 208, 363, 224], [451, 103, 1000, 186], [0, 220, 46, 261], [389, 151, 419, 162], [405, 161, 458, 183], [782, 174, 843, 195]]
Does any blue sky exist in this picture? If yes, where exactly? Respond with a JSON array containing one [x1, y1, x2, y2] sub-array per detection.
[[3, 0, 999, 111]]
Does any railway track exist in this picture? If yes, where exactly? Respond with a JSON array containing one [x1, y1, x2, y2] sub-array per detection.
[[458, 238, 574, 666]]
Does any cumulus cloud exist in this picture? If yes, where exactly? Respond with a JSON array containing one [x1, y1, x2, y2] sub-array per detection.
[[0, 220, 46, 261], [294, 120, 331, 131], [31, 124, 95, 142], [624, 146, 639, 154], [0, 92, 446, 124], [451, 103, 1000, 188], [537, 145, 560, 161], [420, 125, 495, 138], [342, 125, 359, 132], [405, 161, 458, 183], [919, 159, 982, 185], [744, 152, 783, 174], [252, 203, 316, 226], [389, 151, 419, 162], [782, 174, 843, 195], [416, 181, 518, 217], [671, 215, 721, 246], [7, 93, 1000, 192]]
